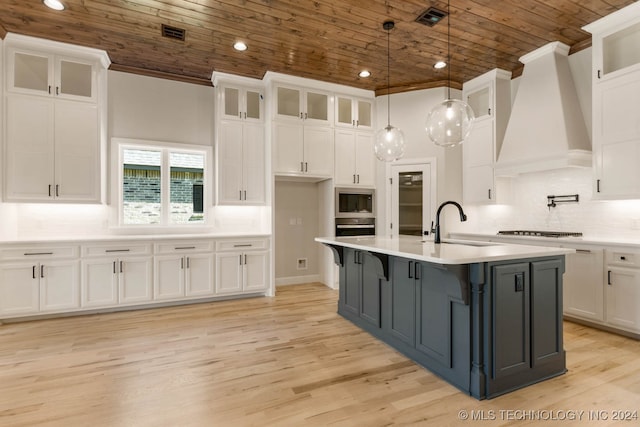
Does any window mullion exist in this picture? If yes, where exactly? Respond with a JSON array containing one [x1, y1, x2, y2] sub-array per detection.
[[161, 149, 171, 226]]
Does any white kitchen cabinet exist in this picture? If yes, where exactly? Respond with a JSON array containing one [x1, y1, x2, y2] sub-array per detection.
[[153, 241, 214, 301], [219, 84, 263, 122], [273, 84, 331, 125], [215, 239, 270, 295], [605, 249, 640, 333], [461, 69, 511, 205], [82, 256, 153, 307], [584, 3, 640, 200], [5, 95, 100, 202], [273, 122, 334, 177], [563, 248, 605, 322], [335, 95, 373, 130], [217, 120, 265, 204], [81, 243, 153, 308], [7, 47, 98, 102], [3, 34, 109, 204], [0, 260, 79, 317], [334, 129, 374, 186]]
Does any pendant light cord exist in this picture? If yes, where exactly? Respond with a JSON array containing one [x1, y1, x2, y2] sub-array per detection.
[[447, 0, 451, 100], [386, 23, 391, 127]]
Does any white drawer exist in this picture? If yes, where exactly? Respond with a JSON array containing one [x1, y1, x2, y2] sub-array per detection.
[[154, 240, 214, 254], [606, 250, 640, 268], [216, 238, 269, 252], [0, 245, 79, 261], [82, 242, 153, 257]]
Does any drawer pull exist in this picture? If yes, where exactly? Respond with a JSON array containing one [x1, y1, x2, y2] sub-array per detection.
[[105, 249, 131, 253], [24, 252, 54, 256], [575, 249, 591, 254], [175, 246, 196, 250], [233, 244, 253, 248]]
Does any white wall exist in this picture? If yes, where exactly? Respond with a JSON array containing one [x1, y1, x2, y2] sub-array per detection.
[[375, 87, 464, 235], [274, 180, 323, 285]]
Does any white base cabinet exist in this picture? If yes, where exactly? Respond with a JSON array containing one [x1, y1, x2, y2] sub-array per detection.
[[215, 239, 270, 295], [153, 240, 215, 301], [81, 256, 153, 307], [563, 249, 604, 322], [0, 260, 79, 316]]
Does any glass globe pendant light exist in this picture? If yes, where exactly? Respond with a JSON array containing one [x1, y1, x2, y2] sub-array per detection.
[[374, 20, 406, 162], [425, 0, 474, 147]]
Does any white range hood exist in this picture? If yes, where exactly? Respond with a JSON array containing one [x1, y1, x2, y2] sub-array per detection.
[[495, 42, 591, 176]]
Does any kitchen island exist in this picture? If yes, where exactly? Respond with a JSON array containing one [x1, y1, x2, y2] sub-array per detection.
[[315, 235, 574, 399]]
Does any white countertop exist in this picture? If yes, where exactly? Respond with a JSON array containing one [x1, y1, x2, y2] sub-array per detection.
[[450, 232, 640, 249], [315, 235, 574, 265], [0, 232, 271, 245]]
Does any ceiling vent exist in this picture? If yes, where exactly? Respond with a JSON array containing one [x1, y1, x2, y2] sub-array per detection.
[[415, 7, 448, 27], [162, 24, 186, 41]]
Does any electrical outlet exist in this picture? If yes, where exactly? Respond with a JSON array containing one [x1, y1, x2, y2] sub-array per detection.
[[289, 218, 296, 226], [297, 258, 307, 270]]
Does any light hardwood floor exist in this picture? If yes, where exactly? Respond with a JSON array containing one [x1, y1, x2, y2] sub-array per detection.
[[1, 283, 639, 426]]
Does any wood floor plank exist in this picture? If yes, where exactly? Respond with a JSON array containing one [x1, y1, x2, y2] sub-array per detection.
[[1, 283, 639, 426]]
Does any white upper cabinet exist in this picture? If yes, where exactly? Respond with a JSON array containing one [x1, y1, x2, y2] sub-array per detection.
[[335, 96, 373, 130], [274, 84, 332, 126], [219, 85, 263, 122], [6, 39, 107, 103], [461, 69, 511, 205], [584, 2, 640, 199]]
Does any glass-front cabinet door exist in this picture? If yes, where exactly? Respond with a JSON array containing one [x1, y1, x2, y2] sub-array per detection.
[[222, 86, 263, 122], [9, 50, 52, 96], [275, 86, 301, 120], [335, 96, 373, 129]]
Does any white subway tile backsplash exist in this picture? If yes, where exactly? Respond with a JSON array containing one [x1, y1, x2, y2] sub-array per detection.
[[451, 168, 640, 241]]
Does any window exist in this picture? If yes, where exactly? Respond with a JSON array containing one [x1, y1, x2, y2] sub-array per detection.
[[117, 139, 210, 226]]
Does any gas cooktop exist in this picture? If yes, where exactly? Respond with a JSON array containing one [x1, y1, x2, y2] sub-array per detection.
[[497, 230, 583, 238]]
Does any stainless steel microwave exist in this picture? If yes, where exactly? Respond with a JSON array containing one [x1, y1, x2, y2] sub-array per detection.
[[335, 188, 375, 218]]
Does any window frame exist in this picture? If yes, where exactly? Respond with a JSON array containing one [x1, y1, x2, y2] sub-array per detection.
[[112, 138, 213, 229]]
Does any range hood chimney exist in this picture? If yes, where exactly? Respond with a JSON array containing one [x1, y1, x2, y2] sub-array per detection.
[[496, 42, 591, 176]]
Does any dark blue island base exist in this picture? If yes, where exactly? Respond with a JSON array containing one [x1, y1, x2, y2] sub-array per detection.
[[326, 245, 567, 400]]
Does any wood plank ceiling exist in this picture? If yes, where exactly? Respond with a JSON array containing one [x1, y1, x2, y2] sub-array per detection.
[[0, 0, 636, 94]]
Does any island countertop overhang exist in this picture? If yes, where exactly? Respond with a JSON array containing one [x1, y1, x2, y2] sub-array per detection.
[[315, 235, 575, 265]]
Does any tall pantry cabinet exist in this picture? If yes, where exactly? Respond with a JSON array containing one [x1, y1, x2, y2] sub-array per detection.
[[3, 33, 110, 203], [584, 1, 640, 199]]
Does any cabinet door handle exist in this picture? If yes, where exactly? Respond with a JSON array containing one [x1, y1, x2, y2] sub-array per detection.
[[597, 179, 601, 193], [300, 112, 303, 119], [607, 270, 611, 285], [56, 184, 59, 197], [40, 265, 44, 278], [414, 262, 420, 280], [48, 85, 51, 94], [233, 244, 253, 248], [304, 112, 308, 120], [239, 254, 243, 265], [113, 261, 116, 274], [239, 112, 242, 119], [352, 120, 355, 126], [32, 265, 36, 279], [488, 189, 492, 200], [300, 162, 304, 172], [56, 86, 59, 96], [353, 174, 356, 184], [105, 249, 130, 253], [244, 254, 247, 265], [187, 257, 190, 269], [356, 120, 359, 127], [240, 190, 243, 200], [120, 261, 123, 273], [488, 108, 491, 115], [181, 257, 184, 269], [175, 246, 196, 250], [49, 184, 52, 197], [305, 162, 308, 172], [244, 190, 247, 200], [408, 261, 413, 279], [597, 70, 601, 79], [24, 252, 53, 256], [357, 175, 360, 184]]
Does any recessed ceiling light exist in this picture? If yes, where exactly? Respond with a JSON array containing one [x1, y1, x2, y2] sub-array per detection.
[[359, 70, 371, 78], [43, 0, 65, 10], [233, 41, 247, 51], [434, 61, 447, 69]]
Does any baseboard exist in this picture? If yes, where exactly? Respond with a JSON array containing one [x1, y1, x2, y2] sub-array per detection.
[[276, 274, 321, 286]]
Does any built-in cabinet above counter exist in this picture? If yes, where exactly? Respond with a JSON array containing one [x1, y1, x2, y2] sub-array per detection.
[[3, 33, 110, 204], [462, 69, 511, 205], [212, 73, 266, 205], [584, 1, 640, 200]]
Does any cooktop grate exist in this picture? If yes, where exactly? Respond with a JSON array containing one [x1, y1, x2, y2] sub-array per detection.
[[497, 230, 583, 238]]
